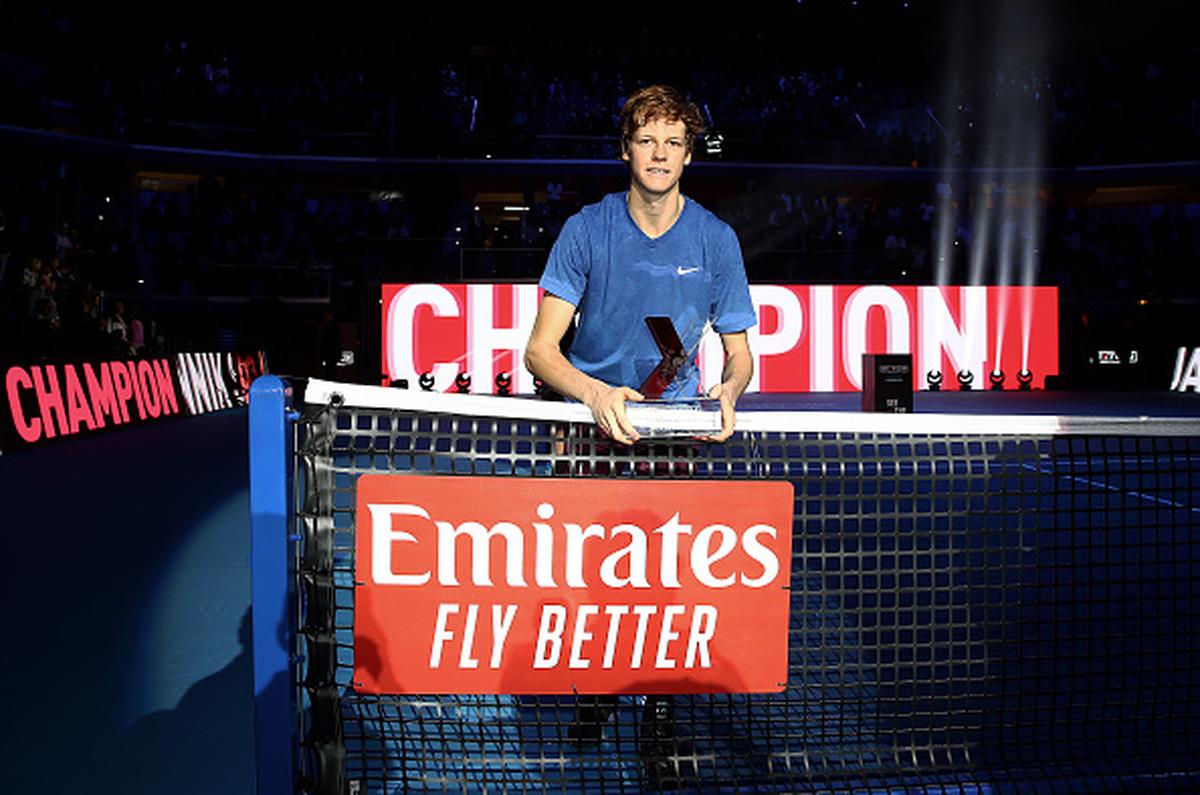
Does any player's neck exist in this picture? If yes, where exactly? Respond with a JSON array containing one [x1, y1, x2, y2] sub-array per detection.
[[626, 187, 684, 240]]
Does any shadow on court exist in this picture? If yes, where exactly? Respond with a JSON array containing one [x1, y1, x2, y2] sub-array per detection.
[[112, 611, 261, 794], [111, 611, 291, 794]]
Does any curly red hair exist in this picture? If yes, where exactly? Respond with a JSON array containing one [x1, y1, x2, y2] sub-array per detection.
[[619, 85, 706, 155]]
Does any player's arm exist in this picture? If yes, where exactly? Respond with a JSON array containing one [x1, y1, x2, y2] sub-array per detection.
[[701, 330, 753, 443], [524, 293, 644, 444]]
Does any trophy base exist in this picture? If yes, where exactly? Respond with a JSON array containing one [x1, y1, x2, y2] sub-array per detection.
[[626, 398, 722, 438]]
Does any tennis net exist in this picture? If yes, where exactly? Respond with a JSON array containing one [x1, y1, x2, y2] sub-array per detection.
[[250, 378, 1200, 794]]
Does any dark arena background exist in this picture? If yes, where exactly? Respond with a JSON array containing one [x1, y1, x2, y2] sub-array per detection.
[[1, 2, 1198, 794]]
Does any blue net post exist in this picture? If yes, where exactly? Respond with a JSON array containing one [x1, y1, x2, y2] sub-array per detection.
[[248, 375, 295, 795]]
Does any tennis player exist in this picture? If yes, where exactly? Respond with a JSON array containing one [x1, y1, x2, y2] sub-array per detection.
[[525, 84, 756, 444]]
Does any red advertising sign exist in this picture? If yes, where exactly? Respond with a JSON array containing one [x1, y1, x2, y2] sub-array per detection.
[[355, 475, 794, 695], [0, 352, 267, 452], [381, 283, 1059, 393]]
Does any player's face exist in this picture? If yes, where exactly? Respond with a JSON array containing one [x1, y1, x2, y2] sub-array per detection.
[[623, 117, 692, 197]]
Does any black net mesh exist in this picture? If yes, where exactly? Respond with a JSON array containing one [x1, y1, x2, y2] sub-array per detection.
[[289, 401, 1200, 794]]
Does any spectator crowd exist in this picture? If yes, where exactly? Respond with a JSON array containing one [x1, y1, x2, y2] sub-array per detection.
[[1, 5, 1196, 165]]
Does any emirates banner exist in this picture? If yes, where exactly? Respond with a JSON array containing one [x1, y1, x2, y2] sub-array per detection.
[[354, 475, 794, 694], [381, 283, 1059, 393], [1, 352, 267, 452]]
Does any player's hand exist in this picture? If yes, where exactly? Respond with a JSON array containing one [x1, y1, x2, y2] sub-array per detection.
[[585, 385, 643, 445], [699, 381, 738, 443]]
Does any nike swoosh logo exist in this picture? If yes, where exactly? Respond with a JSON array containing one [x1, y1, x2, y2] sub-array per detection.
[[676, 266, 700, 276]]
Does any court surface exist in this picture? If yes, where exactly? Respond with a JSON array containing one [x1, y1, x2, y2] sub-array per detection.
[[1, 409, 256, 795]]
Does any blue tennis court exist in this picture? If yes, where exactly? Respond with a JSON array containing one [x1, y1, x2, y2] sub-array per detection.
[[0, 408, 256, 795]]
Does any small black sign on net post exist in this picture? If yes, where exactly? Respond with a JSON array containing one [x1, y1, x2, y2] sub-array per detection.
[[862, 353, 913, 413]]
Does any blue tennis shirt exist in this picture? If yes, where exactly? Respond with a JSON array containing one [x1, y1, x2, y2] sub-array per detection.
[[539, 192, 756, 398]]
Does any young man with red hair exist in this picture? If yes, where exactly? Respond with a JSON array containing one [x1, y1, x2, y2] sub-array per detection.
[[525, 84, 756, 443]]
